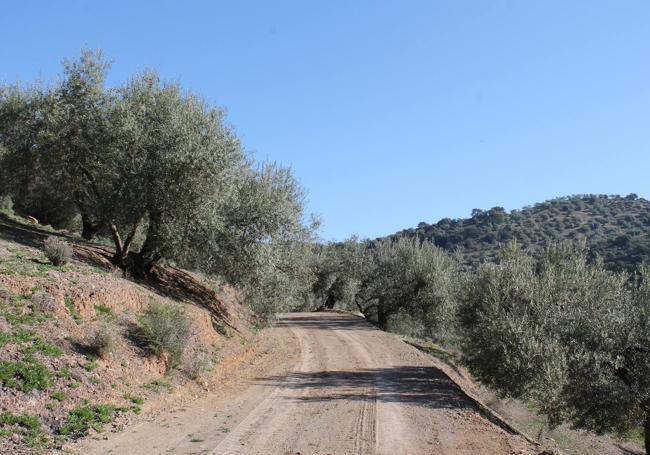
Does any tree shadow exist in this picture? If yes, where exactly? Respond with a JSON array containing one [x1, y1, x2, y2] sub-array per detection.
[[258, 365, 474, 410], [613, 443, 644, 455], [68, 340, 99, 358], [276, 314, 375, 332]]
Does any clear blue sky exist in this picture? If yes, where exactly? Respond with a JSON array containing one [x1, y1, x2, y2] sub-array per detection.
[[2, 1, 649, 240]]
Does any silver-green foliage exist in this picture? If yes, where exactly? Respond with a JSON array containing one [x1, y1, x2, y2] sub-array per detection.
[[312, 237, 458, 338], [0, 50, 316, 319], [138, 301, 192, 369], [43, 236, 73, 266], [459, 241, 650, 450]]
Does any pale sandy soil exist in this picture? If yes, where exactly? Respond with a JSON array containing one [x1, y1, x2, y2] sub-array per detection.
[[77, 312, 537, 455]]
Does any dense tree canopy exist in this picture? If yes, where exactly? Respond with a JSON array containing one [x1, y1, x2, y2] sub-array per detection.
[[393, 194, 650, 272], [459, 242, 650, 452], [0, 50, 316, 318], [310, 237, 458, 338]]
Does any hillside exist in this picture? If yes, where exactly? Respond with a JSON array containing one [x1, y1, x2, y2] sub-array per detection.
[[0, 214, 265, 453], [392, 194, 650, 270]]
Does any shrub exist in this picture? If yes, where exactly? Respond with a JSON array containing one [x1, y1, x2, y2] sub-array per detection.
[[58, 404, 119, 437], [0, 357, 52, 391], [88, 324, 115, 358], [138, 301, 192, 369], [183, 348, 213, 380], [31, 293, 58, 313], [0, 411, 46, 447], [43, 236, 73, 266], [0, 195, 13, 214]]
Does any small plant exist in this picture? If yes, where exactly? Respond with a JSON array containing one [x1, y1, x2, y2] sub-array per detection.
[[88, 324, 115, 358], [51, 390, 66, 401], [82, 358, 98, 372], [0, 412, 40, 431], [123, 393, 144, 405], [43, 236, 73, 266], [142, 379, 173, 394], [64, 296, 81, 323], [0, 357, 51, 391], [183, 348, 213, 380], [0, 329, 34, 347], [0, 411, 46, 447], [138, 301, 192, 369], [214, 320, 233, 338], [56, 367, 72, 379], [57, 405, 120, 437], [21, 337, 63, 357], [94, 304, 116, 321]]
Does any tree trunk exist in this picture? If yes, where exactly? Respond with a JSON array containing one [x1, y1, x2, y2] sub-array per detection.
[[109, 223, 125, 263], [81, 213, 99, 240], [377, 307, 389, 331], [139, 211, 162, 273], [120, 219, 140, 259], [324, 294, 336, 310], [643, 416, 650, 454], [110, 219, 142, 266]]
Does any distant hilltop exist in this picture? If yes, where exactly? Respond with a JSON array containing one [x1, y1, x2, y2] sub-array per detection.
[[389, 194, 650, 271]]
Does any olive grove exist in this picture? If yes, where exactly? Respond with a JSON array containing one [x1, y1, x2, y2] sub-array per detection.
[[0, 50, 316, 318]]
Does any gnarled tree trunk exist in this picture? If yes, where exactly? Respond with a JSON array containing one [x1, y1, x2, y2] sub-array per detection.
[[377, 306, 389, 331], [139, 211, 163, 273], [109, 218, 142, 266], [80, 212, 100, 240]]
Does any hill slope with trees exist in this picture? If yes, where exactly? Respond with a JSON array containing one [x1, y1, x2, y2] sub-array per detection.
[[391, 194, 650, 271]]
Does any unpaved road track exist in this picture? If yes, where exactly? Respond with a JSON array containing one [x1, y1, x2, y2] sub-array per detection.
[[78, 312, 535, 454]]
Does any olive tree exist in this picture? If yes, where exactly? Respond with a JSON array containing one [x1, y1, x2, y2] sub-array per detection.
[[114, 70, 246, 269], [194, 162, 319, 320], [364, 237, 457, 334], [459, 241, 650, 453], [310, 236, 370, 311], [0, 49, 317, 321], [0, 83, 79, 227], [312, 237, 458, 336]]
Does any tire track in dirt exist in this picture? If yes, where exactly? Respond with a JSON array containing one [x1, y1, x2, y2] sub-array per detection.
[[212, 313, 381, 454], [208, 323, 316, 454]]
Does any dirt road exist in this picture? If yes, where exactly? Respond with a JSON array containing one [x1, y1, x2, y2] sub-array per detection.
[[78, 312, 536, 454]]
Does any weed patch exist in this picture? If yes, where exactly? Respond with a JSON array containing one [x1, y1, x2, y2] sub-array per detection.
[[51, 390, 66, 401], [123, 393, 144, 405], [0, 412, 47, 447], [143, 379, 173, 394], [94, 304, 116, 321], [0, 357, 51, 391], [57, 405, 121, 437], [64, 296, 81, 323]]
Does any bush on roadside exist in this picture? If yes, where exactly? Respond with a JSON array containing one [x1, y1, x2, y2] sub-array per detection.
[[138, 301, 192, 369], [88, 324, 115, 358], [43, 236, 73, 266], [183, 348, 213, 380]]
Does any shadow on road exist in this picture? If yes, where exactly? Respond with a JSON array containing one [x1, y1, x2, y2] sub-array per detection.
[[276, 313, 375, 331], [258, 365, 475, 410]]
